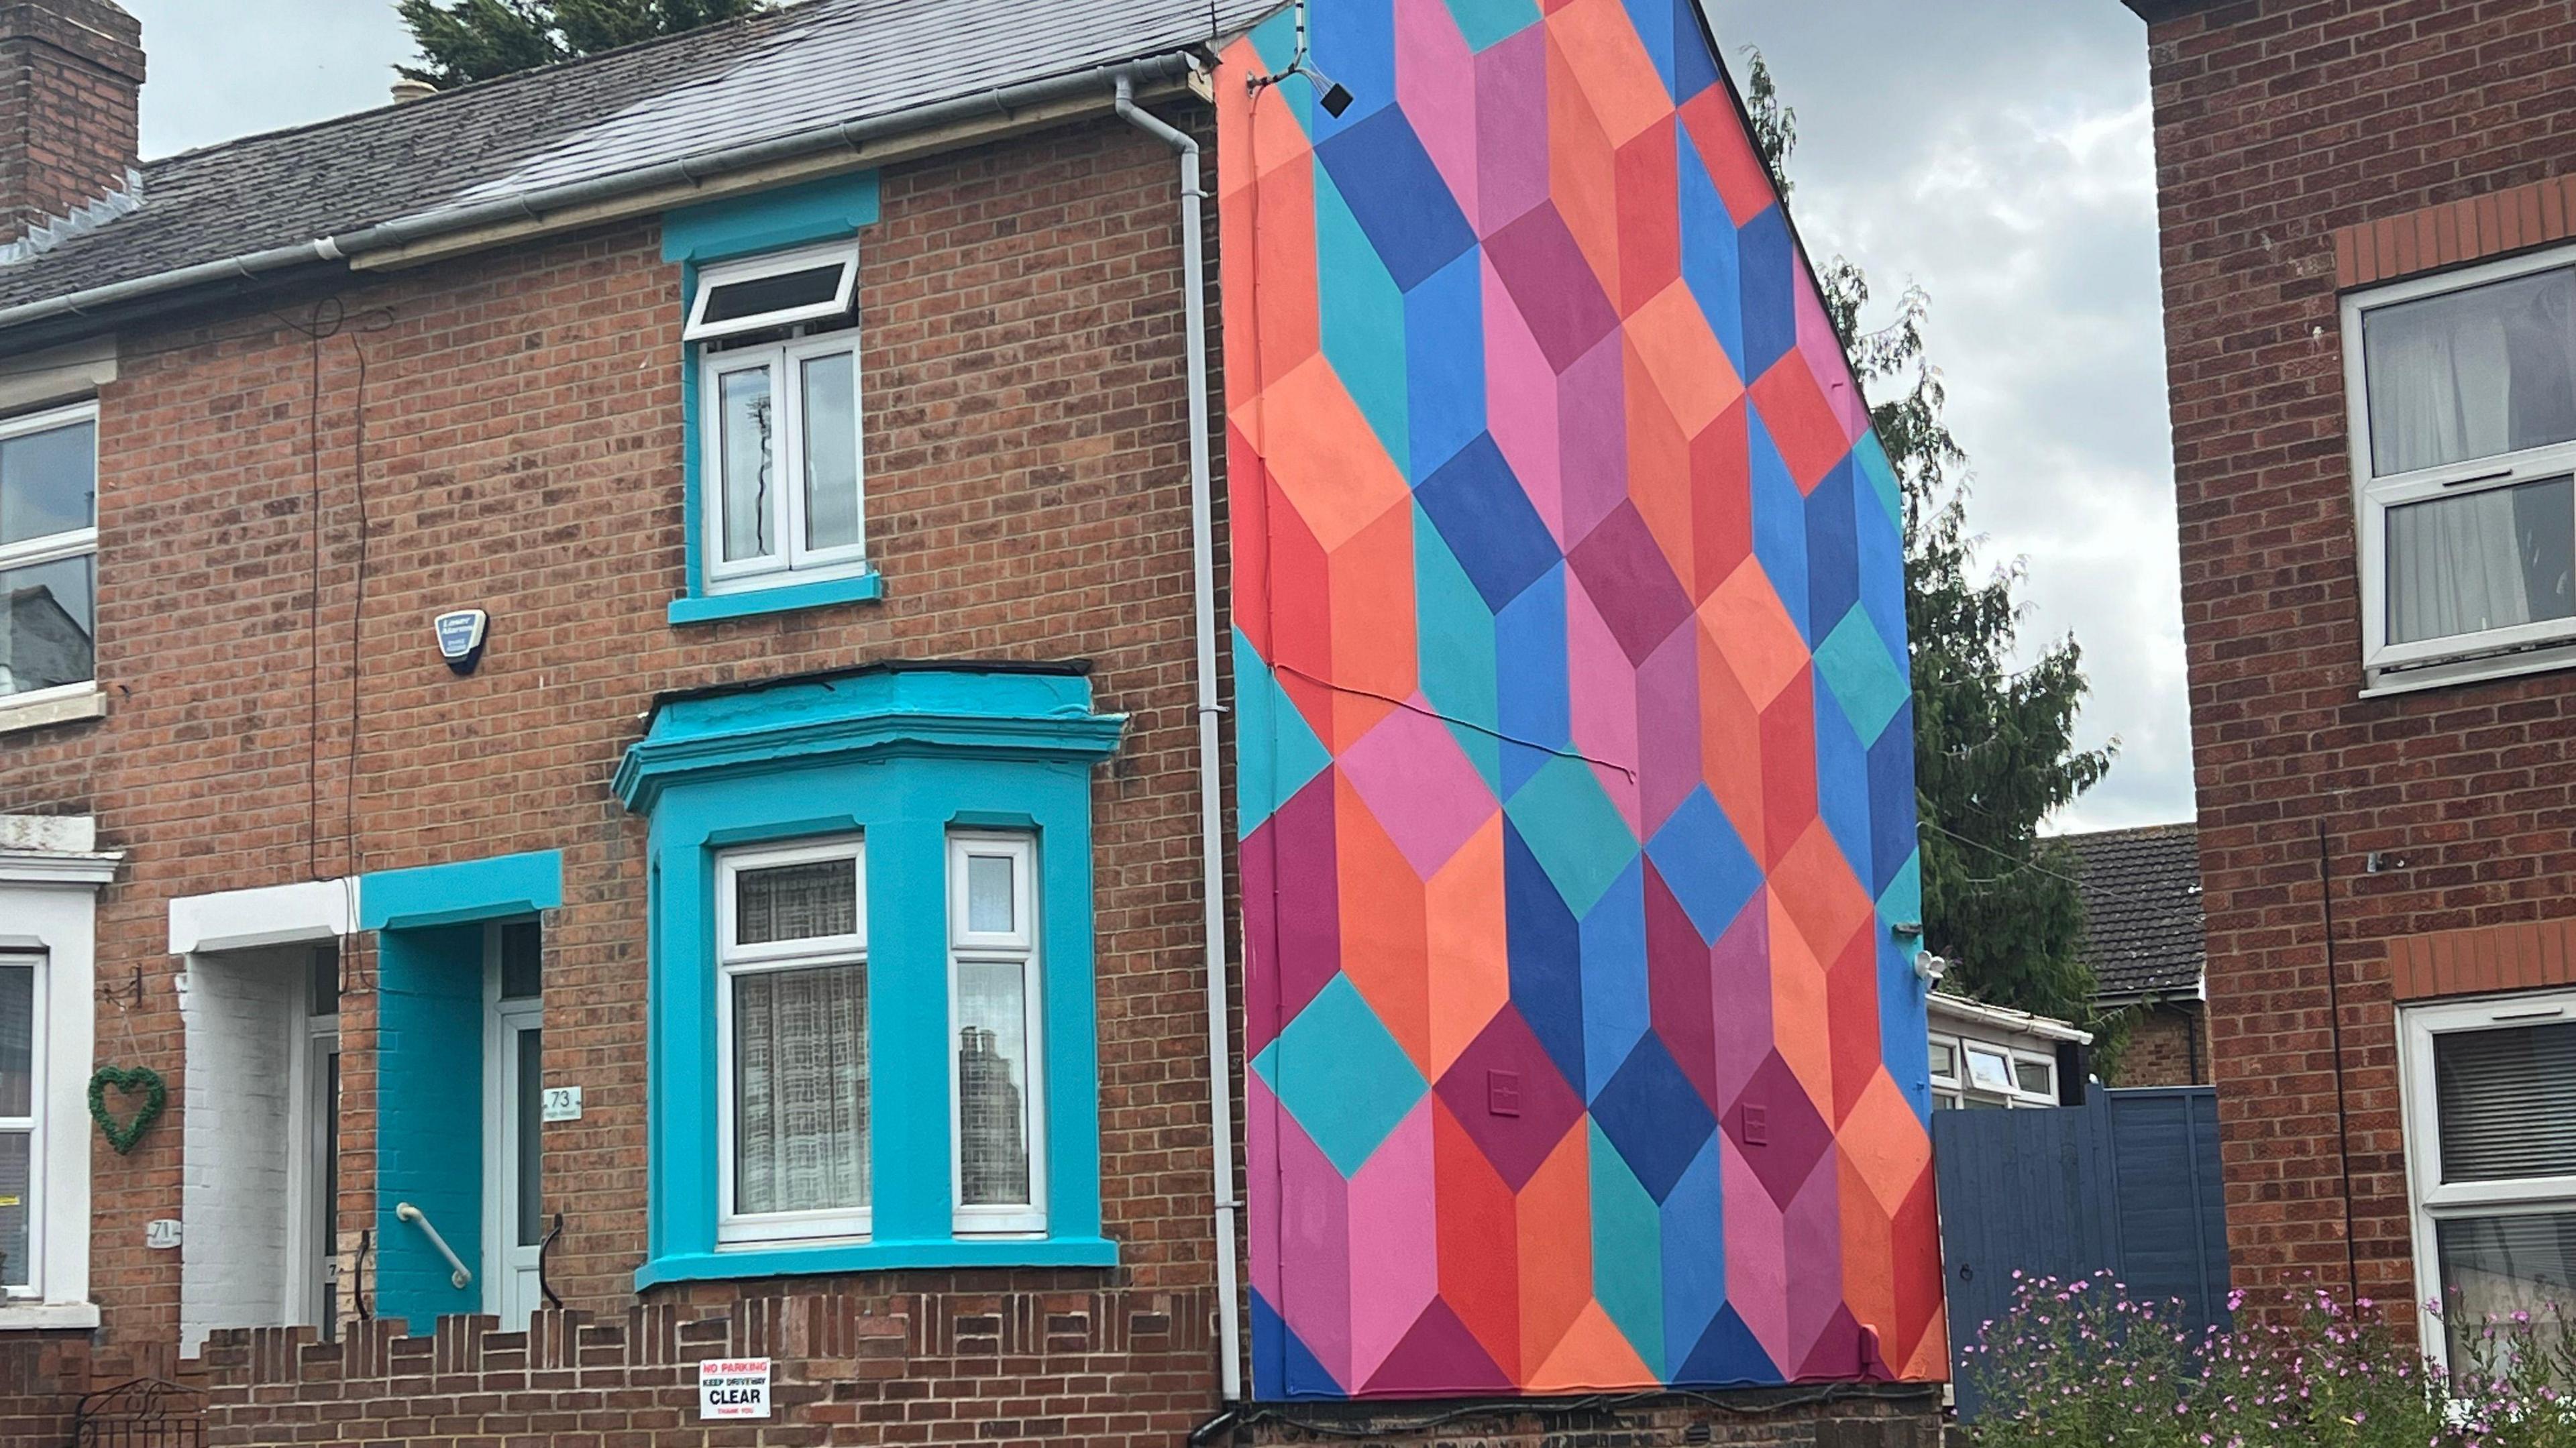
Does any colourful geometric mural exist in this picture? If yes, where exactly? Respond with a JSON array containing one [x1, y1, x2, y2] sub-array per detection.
[[1218, 0, 1944, 1401]]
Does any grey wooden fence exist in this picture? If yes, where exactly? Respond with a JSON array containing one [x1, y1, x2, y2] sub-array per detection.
[[1931, 1087, 2231, 1419]]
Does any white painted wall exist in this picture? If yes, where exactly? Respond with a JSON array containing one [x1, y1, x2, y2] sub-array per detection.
[[178, 949, 301, 1352]]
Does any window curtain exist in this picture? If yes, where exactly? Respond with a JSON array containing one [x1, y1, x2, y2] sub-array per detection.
[[733, 964, 868, 1215], [2369, 272, 2576, 644]]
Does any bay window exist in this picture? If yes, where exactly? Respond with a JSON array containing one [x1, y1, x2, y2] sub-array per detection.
[[716, 839, 869, 1246], [2402, 992, 2576, 1378], [0, 402, 97, 708], [619, 665, 1122, 1286], [2343, 251, 2576, 690]]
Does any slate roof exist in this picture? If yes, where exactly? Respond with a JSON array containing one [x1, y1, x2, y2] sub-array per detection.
[[0, 0, 1276, 311], [2059, 822, 2205, 1001]]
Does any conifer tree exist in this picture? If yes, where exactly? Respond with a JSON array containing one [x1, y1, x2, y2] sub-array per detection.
[[396, 0, 768, 89]]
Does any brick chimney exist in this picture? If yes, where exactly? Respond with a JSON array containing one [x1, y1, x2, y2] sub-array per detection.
[[0, 0, 141, 245]]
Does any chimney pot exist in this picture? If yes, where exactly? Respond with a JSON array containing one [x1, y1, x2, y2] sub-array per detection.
[[389, 78, 434, 105], [0, 0, 144, 245]]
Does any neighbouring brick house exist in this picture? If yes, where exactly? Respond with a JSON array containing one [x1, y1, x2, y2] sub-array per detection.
[[2061, 823, 2210, 1087], [2123, 0, 2576, 1374], [0, 0, 1945, 1442]]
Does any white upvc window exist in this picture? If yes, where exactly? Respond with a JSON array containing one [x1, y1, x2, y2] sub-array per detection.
[[715, 838, 870, 1247], [2401, 991, 2576, 1379], [0, 954, 43, 1300], [1929, 1032, 2059, 1110], [947, 833, 1044, 1236], [1927, 1038, 1962, 1110], [2343, 247, 2576, 693], [692, 243, 866, 596], [0, 402, 98, 708]]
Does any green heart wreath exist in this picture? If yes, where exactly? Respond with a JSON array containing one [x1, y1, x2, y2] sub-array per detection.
[[87, 1066, 166, 1156]]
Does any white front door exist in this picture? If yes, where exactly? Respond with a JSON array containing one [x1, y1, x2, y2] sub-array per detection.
[[482, 922, 544, 1330]]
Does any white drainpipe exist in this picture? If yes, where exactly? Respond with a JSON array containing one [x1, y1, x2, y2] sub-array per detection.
[[1112, 74, 1242, 1405]]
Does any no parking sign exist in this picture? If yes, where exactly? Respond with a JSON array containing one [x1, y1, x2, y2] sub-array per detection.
[[698, 1358, 771, 1420]]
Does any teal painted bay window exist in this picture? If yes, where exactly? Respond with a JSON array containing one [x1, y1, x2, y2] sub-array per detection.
[[614, 666, 1124, 1286]]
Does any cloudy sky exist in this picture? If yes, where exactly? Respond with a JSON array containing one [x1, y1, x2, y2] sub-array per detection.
[[119, 1, 2190, 830]]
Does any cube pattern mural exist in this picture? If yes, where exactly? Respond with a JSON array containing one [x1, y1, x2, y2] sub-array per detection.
[[1217, 0, 1943, 1401]]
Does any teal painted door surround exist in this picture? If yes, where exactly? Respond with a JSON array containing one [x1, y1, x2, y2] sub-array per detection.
[[357, 850, 564, 1333], [615, 665, 1126, 1287]]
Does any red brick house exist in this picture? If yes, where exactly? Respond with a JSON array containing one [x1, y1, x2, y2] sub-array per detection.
[[2123, 0, 2576, 1372], [0, 0, 1949, 1442], [2061, 823, 2210, 1087]]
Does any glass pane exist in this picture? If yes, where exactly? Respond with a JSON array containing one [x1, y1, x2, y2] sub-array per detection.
[[517, 1028, 543, 1247], [1964, 1046, 2015, 1095], [956, 959, 1032, 1207], [966, 853, 1015, 935], [0, 553, 93, 698], [2017, 1059, 2054, 1097], [308, 943, 339, 1016], [733, 963, 868, 1217], [2367, 266, 2576, 476], [702, 265, 846, 327], [735, 858, 858, 946], [717, 365, 775, 563], [499, 921, 542, 999], [2386, 476, 2575, 645], [0, 1131, 28, 1290], [1931, 1091, 1962, 1111], [0, 966, 27, 1119], [0, 419, 93, 545], [1927, 1041, 1957, 1079], [801, 350, 860, 553], [2437, 1019, 2576, 1182], [2436, 1213, 2576, 1381]]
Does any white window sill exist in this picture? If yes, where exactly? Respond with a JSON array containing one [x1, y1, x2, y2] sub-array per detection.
[[2363, 641, 2576, 698], [0, 1302, 99, 1331], [0, 686, 104, 735]]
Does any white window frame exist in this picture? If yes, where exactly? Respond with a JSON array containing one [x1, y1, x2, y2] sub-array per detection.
[[0, 952, 45, 1301], [1927, 1037, 1963, 1110], [696, 333, 868, 594], [713, 836, 870, 1247], [684, 241, 859, 343], [947, 833, 1046, 1237], [2398, 989, 2576, 1376], [1929, 1032, 2059, 1109], [2342, 244, 2576, 693], [0, 400, 99, 711]]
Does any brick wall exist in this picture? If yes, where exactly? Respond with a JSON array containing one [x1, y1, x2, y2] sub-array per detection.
[[175, 950, 301, 1351], [176, 1289, 1216, 1447], [1234, 1390, 1941, 1448], [2135, 0, 2576, 1326], [0, 0, 142, 241], [2105, 1002, 2209, 1088]]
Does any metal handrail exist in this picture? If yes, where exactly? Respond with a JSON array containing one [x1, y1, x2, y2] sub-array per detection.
[[393, 1202, 472, 1290]]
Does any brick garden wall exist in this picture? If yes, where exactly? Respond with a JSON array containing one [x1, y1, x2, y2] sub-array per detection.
[[2135, 0, 2576, 1326]]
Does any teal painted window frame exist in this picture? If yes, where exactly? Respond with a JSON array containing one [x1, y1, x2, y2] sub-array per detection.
[[616, 667, 1126, 1287], [663, 172, 884, 627]]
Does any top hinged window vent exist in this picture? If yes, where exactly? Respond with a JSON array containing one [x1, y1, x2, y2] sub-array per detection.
[[684, 241, 859, 343]]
